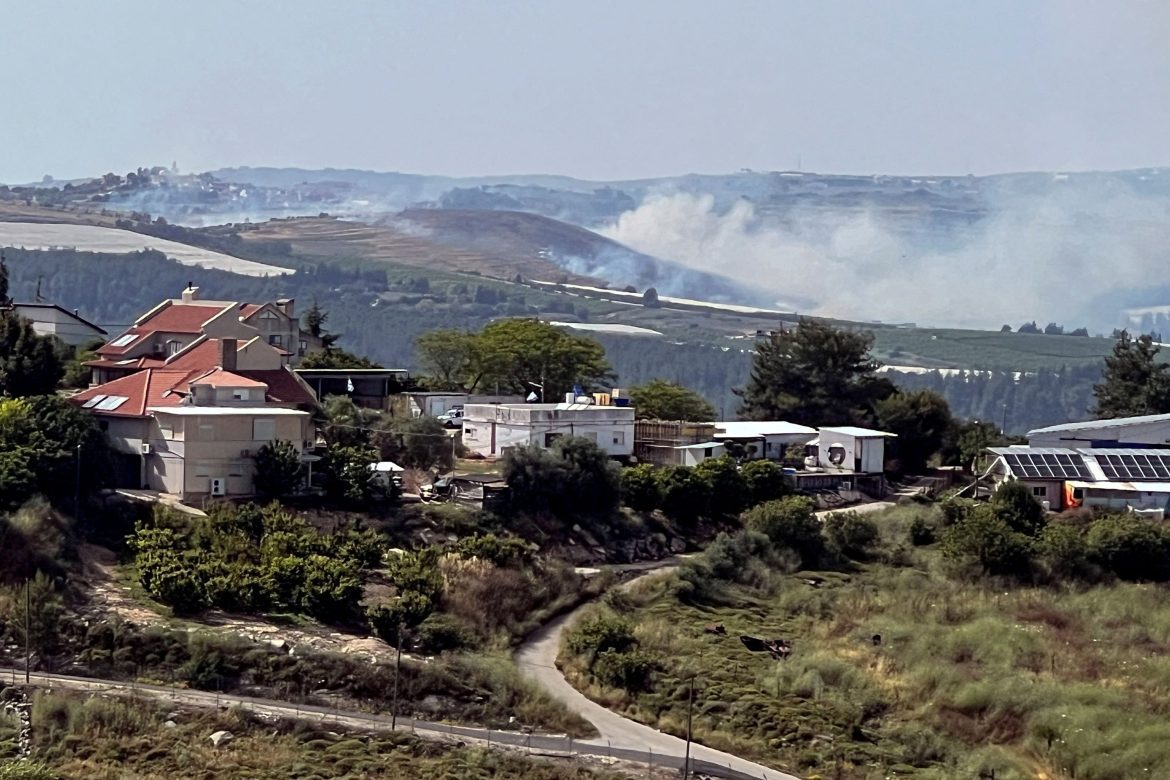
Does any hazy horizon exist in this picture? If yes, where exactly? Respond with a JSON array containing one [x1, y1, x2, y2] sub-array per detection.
[[2, 0, 1168, 183]]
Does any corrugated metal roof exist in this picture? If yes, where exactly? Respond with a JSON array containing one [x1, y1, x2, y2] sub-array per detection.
[[1028, 413, 1170, 435], [819, 426, 897, 438], [713, 421, 817, 438]]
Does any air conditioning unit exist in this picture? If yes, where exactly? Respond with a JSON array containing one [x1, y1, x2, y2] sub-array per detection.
[[141, 443, 152, 455], [210, 477, 227, 497]]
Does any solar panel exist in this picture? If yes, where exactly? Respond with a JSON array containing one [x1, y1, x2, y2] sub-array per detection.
[[94, 396, 128, 411], [1093, 453, 1170, 481], [1002, 451, 1091, 479], [82, 395, 106, 409]]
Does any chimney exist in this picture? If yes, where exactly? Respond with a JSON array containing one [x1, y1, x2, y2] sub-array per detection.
[[181, 283, 199, 303], [276, 298, 294, 318], [220, 338, 237, 371]]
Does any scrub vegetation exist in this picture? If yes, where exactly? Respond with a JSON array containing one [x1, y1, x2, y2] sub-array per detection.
[[561, 502, 1170, 779]]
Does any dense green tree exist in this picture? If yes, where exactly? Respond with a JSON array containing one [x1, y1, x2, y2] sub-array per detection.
[[414, 329, 478, 390], [0, 313, 64, 397], [654, 466, 712, 525], [320, 394, 378, 448], [620, 464, 662, 512], [823, 511, 879, 560], [300, 347, 380, 369], [253, 440, 306, 499], [376, 415, 455, 471], [302, 299, 339, 349], [6, 570, 65, 657], [628, 379, 716, 421], [692, 455, 748, 516], [1086, 515, 1170, 581], [940, 506, 1034, 577], [991, 481, 1047, 537], [736, 320, 894, 426], [742, 496, 823, 565], [503, 436, 621, 521], [877, 389, 953, 474], [740, 459, 791, 505], [321, 444, 383, 505], [1093, 330, 1170, 418], [472, 319, 613, 398]]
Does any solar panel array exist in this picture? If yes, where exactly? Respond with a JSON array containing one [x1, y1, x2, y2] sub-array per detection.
[[1002, 452, 1092, 479], [1093, 452, 1170, 481]]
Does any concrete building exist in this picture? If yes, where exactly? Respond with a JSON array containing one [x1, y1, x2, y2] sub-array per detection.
[[461, 402, 636, 458], [634, 420, 721, 466], [815, 427, 896, 474], [5, 303, 107, 347], [390, 391, 523, 419], [984, 446, 1170, 515], [71, 337, 318, 500], [86, 285, 319, 384], [1028, 413, 1170, 449], [712, 421, 818, 461]]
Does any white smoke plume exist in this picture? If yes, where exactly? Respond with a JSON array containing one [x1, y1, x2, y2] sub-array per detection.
[[600, 181, 1170, 330]]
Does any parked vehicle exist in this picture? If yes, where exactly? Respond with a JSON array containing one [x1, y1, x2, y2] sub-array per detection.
[[436, 408, 464, 428]]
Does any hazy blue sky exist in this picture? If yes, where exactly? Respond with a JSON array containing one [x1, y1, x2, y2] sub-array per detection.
[[1, 0, 1167, 182]]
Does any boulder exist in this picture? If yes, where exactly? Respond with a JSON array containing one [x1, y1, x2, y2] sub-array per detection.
[[209, 730, 234, 747]]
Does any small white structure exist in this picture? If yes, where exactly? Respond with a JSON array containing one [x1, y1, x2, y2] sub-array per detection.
[[816, 426, 896, 474], [712, 421, 817, 461], [1028, 413, 1170, 449], [7, 303, 107, 347], [461, 402, 635, 458], [675, 441, 726, 466]]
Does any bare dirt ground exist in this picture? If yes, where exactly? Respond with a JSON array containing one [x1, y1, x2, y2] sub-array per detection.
[[75, 543, 399, 663]]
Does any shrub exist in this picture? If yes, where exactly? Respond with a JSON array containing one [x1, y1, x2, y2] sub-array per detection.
[[823, 511, 879, 559], [253, 440, 305, 499], [454, 534, 535, 568], [692, 456, 749, 516], [321, 444, 383, 505], [414, 613, 474, 654], [504, 437, 620, 522], [909, 515, 937, 546], [992, 481, 1047, 537], [743, 496, 823, 565], [1086, 515, 1170, 581], [620, 464, 662, 512], [566, 612, 636, 662], [1037, 520, 1092, 580], [655, 466, 713, 525], [592, 648, 655, 692], [940, 507, 1034, 577], [741, 459, 790, 505]]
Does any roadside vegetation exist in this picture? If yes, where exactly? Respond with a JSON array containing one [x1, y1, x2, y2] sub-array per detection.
[[0, 690, 627, 779], [561, 494, 1170, 779]]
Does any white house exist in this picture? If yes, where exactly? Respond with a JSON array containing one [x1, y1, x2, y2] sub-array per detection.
[[461, 402, 636, 458], [1028, 414, 1170, 449], [712, 421, 818, 461], [675, 441, 727, 466], [7, 303, 107, 347], [816, 426, 896, 474]]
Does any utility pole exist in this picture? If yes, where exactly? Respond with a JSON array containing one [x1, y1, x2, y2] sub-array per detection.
[[683, 675, 695, 779], [24, 579, 31, 684], [75, 444, 83, 521], [391, 627, 403, 729]]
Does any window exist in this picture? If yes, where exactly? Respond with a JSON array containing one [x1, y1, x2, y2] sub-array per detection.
[[158, 418, 174, 440], [298, 339, 308, 357], [612, 431, 626, 446], [194, 462, 212, 478], [1032, 486, 1048, 498], [259, 311, 279, 322], [704, 447, 713, 457], [268, 335, 283, 348], [166, 339, 182, 356], [253, 418, 276, 441], [544, 432, 563, 447], [464, 426, 477, 440], [229, 460, 247, 477]]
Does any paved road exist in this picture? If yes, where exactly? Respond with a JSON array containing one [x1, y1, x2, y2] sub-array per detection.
[[0, 666, 765, 779], [515, 568, 802, 780]]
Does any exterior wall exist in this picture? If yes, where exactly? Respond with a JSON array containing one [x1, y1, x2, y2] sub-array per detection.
[[462, 404, 636, 458], [14, 306, 104, 347], [237, 339, 284, 370], [818, 431, 887, 473], [244, 307, 305, 361], [1006, 478, 1064, 511], [1029, 420, 1170, 448], [151, 411, 310, 498], [681, 444, 726, 466]]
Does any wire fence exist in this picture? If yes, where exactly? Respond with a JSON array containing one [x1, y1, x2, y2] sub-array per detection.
[[3, 667, 783, 780]]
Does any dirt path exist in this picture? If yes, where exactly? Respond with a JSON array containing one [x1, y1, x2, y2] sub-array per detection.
[[515, 567, 801, 780]]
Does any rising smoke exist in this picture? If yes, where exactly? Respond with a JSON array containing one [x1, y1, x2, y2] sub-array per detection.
[[599, 179, 1170, 330]]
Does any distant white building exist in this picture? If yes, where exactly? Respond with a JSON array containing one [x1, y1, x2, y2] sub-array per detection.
[[816, 427, 896, 474], [461, 402, 636, 458], [1028, 414, 1170, 449], [6, 303, 107, 347], [713, 421, 818, 461]]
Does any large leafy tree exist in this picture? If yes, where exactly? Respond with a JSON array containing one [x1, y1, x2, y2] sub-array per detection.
[[736, 320, 894, 426], [302, 299, 339, 349], [414, 329, 478, 391], [472, 319, 613, 399], [253, 440, 306, 499], [1093, 330, 1170, 418], [628, 379, 716, 421], [877, 389, 953, 474], [0, 312, 64, 397], [503, 436, 620, 521]]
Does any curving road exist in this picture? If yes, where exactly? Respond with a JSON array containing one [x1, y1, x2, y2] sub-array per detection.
[[515, 569, 802, 780]]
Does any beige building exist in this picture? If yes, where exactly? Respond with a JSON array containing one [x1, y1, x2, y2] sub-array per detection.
[[6, 303, 107, 347], [72, 338, 318, 500]]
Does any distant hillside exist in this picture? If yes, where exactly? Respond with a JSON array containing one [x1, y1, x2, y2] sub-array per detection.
[[392, 209, 778, 305]]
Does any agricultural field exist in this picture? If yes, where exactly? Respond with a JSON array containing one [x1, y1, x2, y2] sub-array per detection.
[[0, 221, 293, 277], [560, 504, 1170, 780], [0, 690, 636, 780]]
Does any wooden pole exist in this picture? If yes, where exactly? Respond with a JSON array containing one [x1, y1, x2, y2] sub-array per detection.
[[683, 675, 695, 779], [391, 628, 403, 729]]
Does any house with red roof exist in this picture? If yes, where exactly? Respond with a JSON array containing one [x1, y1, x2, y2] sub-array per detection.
[[72, 333, 320, 501], [87, 284, 319, 385]]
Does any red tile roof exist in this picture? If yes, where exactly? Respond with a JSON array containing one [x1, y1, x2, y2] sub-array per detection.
[[191, 369, 268, 388], [69, 369, 200, 417], [83, 356, 167, 370], [237, 369, 318, 408], [164, 338, 222, 369], [98, 303, 232, 357]]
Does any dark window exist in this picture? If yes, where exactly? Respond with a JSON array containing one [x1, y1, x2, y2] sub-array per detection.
[[268, 335, 283, 348]]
